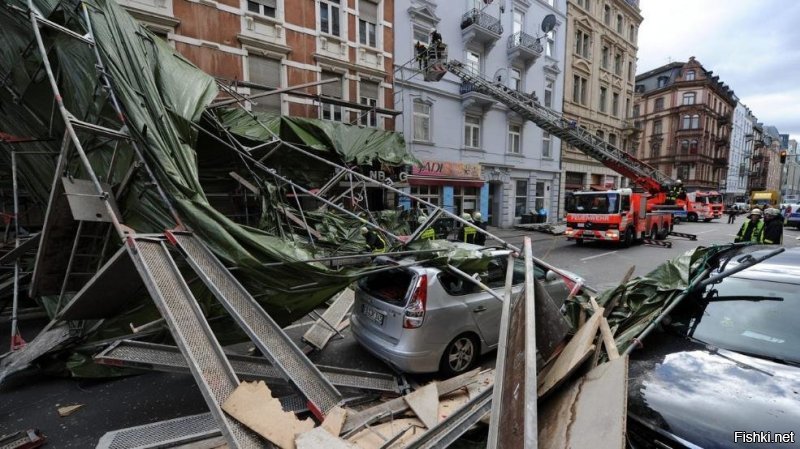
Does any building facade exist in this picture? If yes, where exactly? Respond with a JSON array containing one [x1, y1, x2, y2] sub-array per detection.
[[784, 138, 800, 198], [394, 0, 567, 228], [726, 102, 756, 203], [120, 0, 396, 128], [559, 0, 642, 217], [633, 57, 736, 192], [762, 125, 783, 193]]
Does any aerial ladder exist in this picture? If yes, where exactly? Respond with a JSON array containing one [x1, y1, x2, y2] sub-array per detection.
[[424, 58, 696, 246]]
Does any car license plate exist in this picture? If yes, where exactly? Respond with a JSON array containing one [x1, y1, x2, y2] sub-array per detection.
[[576, 223, 584, 228], [361, 303, 385, 325]]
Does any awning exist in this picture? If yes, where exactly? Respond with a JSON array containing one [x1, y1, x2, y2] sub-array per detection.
[[407, 176, 485, 188], [753, 192, 774, 200]]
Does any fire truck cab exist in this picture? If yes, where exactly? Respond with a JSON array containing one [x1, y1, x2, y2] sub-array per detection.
[[565, 189, 672, 246]]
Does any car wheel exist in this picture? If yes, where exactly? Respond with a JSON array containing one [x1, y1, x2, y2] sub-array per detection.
[[673, 216, 681, 224], [688, 213, 698, 222], [440, 334, 479, 376], [621, 228, 634, 248], [656, 226, 668, 240]]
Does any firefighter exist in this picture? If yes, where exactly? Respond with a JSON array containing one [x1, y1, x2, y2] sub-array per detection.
[[762, 208, 783, 245], [361, 226, 388, 253], [414, 41, 428, 70], [726, 203, 738, 224], [472, 211, 487, 246], [457, 213, 477, 244], [734, 208, 764, 243], [666, 180, 686, 205], [418, 215, 436, 241]]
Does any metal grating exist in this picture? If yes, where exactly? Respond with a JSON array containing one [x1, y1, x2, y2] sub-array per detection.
[[95, 340, 400, 393], [172, 233, 342, 415], [130, 239, 263, 448], [303, 288, 354, 350], [96, 413, 219, 449]]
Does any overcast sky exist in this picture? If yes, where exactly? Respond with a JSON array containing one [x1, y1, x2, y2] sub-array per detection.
[[637, 0, 800, 142]]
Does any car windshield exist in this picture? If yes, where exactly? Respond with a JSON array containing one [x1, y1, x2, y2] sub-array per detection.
[[671, 277, 800, 364], [566, 193, 620, 214]]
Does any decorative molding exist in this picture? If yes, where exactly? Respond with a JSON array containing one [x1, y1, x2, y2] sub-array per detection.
[[237, 34, 291, 55], [407, 4, 440, 25]]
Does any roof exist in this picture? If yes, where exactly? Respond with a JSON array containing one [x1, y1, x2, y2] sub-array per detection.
[[723, 247, 800, 285]]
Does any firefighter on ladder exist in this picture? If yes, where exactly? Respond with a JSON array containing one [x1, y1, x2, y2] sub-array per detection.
[[361, 226, 388, 253], [734, 208, 764, 243]]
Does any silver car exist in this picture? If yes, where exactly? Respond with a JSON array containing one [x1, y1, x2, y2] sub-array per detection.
[[350, 247, 582, 375]]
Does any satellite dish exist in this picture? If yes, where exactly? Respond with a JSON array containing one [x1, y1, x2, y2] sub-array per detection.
[[541, 14, 557, 34]]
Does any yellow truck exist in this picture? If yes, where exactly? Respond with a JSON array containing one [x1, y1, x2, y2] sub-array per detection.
[[750, 190, 780, 209]]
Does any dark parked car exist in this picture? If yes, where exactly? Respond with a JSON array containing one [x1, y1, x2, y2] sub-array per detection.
[[627, 246, 800, 448]]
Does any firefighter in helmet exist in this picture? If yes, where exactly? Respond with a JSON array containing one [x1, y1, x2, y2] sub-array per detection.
[[418, 215, 436, 241], [361, 226, 388, 253], [472, 211, 487, 246], [457, 213, 477, 244], [762, 207, 783, 244], [734, 208, 764, 243]]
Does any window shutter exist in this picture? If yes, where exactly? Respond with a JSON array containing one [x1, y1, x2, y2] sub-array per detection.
[[321, 71, 343, 98], [360, 81, 379, 99], [359, 0, 378, 24], [248, 55, 281, 87]]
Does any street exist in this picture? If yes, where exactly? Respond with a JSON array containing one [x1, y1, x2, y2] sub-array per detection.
[[3, 216, 797, 446]]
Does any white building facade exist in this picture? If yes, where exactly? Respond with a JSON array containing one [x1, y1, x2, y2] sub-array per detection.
[[726, 101, 755, 202], [394, 0, 567, 227]]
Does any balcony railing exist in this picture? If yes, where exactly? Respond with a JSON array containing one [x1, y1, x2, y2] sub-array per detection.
[[507, 31, 543, 53], [718, 113, 732, 125], [461, 9, 503, 34]]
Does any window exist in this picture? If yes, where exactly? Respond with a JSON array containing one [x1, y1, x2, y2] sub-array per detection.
[[358, 0, 378, 48], [319, 0, 341, 37], [633, 105, 640, 117], [544, 78, 554, 108], [453, 187, 478, 216], [596, 130, 605, 141], [320, 71, 343, 121], [609, 133, 617, 147], [247, 0, 276, 18], [654, 97, 664, 111], [685, 70, 696, 81], [543, 132, 552, 158], [682, 115, 691, 129], [508, 124, 521, 154], [690, 139, 698, 153], [410, 185, 440, 207], [413, 100, 430, 141], [359, 80, 379, 127], [650, 142, 660, 158], [614, 53, 622, 76], [657, 76, 668, 88], [629, 24, 635, 41], [572, 75, 587, 105], [691, 114, 700, 129], [612, 92, 620, 116], [545, 31, 555, 58], [601, 46, 609, 69], [683, 92, 696, 105], [515, 180, 528, 217], [512, 10, 524, 34], [625, 98, 630, 118], [681, 140, 689, 153], [510, 68, 522, 91], [413, 26, 428, 49], [616, 14, 623, 33], [677, 165, 689, 180], [465, 50, 481, 74], [603, 4, 611, 25], [577, 0, 590, 11], [627, 61, 633, 80], [464, 115, 481, 149], [248, 55, 281, 112], [599, 86, 607, 113], [653, 119, 662, 134], [535, 181, 546, 211], [575, 30, 591, 58]]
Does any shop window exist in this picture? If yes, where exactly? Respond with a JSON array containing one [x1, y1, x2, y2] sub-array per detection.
[[515, 180, 528, 217]]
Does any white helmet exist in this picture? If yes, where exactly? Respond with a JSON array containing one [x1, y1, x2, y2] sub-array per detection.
[[360, 226, 369, 235], [749, 208, 763, 217], [472, 211, 482, 221], [764, 208, 780, 216], [461, 213, 473, 222], [417, 215, 428, 224]]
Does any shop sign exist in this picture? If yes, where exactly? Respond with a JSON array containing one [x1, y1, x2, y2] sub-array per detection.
[[412, 160, 482, 179]]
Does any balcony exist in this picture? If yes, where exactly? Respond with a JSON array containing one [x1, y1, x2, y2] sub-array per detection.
[[506, 32, 543, 65], [713, 157, 727, 167], [460, 82, 496, 110], [461, 9, 502, 46], [751, 153, 764, 162], [718, 113, 732, 126], [715, 136, 728, 147], [674, 153, 697, 164]]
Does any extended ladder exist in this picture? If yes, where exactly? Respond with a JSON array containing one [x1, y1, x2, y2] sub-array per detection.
[[435, 60, 675, 195]]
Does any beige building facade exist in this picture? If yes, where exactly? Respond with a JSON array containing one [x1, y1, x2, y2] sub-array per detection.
[[558, 0, 642, 217]]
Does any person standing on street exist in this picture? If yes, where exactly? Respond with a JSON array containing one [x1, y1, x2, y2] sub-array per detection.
[[734, 208, 764, 243], [472, 211, 487, 246], [457, 213, 477, 244], [762, 208, 784, 244], [726, 204, 738, 224]]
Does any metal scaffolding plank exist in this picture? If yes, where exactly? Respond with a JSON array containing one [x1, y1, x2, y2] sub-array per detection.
[[0, 323, 71, 383], [0, 233, 40, 266], [169, 232, 342, 417], [302, 288, 353, 350], [404, 386, 494, 449], [126, 237, 263, 449], [94, 339, 400, 393]]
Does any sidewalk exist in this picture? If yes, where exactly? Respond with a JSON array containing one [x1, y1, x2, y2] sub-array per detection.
[[485, 224, 564, 245]]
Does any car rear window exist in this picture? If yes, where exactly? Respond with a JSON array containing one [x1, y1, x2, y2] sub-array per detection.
[[358, 268, 415, 306]]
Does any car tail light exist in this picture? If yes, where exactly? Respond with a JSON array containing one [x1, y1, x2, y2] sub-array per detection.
[[403, 274, 427, 329]]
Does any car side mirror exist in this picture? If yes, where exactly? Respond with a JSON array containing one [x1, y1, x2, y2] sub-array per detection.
[[545, 270, 560, 282]]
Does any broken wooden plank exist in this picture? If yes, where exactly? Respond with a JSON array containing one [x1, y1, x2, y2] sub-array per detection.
[[229, 172, 260, 196], [277, 208, 323, 240], [221, 381, 314, 449], [341, 368, 480, 436], [58, 404, 83, 417], [404, 383, 439, 429], [303, 289, 354, 351], [537, 311, 602, 398], [322, 406, 347, 437], [296, 427, 356, 449], [538, 356, 628, 449], [603, 265, 635, 317]]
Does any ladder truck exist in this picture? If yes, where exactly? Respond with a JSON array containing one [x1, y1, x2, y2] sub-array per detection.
[[425, 58, 697, 247]]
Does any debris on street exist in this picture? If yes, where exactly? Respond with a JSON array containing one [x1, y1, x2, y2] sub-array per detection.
[[56, 404, 84, 417]]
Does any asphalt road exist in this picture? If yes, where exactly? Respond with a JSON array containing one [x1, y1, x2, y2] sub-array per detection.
[[2, 216, 797, 446]]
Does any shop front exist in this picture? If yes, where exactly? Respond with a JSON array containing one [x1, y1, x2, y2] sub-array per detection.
[[401, 160, 487, 219]]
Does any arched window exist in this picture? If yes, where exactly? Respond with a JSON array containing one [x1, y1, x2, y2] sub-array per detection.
[[685, 70, 696, 81], [604, 5, 611, 25], [682, 92, 696, 105], [689, 139, 698, 153], [681, 140, 689, 154], [682, 115, 691, 129], [616, 14, 623, 33], [691, 114, 700, 129]]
